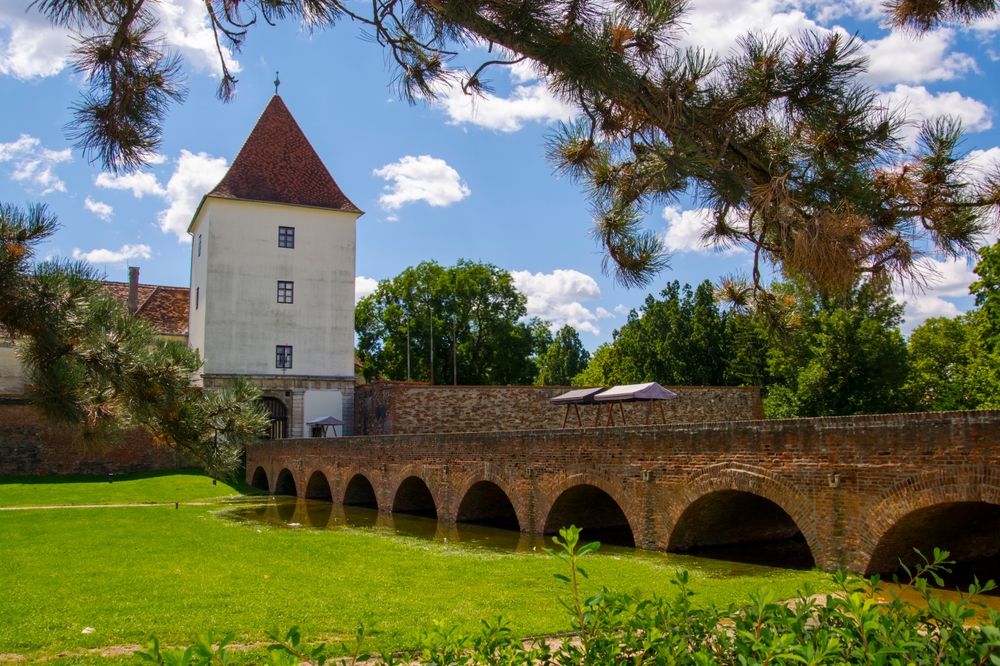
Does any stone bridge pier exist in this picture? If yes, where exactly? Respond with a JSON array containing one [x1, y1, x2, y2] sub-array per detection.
[[247, 410, 1000, 576]]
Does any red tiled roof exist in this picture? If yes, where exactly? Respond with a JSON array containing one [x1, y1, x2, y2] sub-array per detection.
[[208, 95, 361, 213], [103, 282, 190, 337]]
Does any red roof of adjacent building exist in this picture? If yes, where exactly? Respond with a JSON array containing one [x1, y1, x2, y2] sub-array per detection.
[[207, 95, 361, 214], [103, 282, 190, 337]]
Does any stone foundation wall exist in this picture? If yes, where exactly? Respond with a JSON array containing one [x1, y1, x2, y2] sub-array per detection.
[[0, 403, 187, 476], [354, 381, 763, 435]]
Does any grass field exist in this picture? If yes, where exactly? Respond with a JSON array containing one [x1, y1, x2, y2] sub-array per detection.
[[0, 472, 837, 664]]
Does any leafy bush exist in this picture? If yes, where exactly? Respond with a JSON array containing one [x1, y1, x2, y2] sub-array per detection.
[[140, 527, 1000, 665]]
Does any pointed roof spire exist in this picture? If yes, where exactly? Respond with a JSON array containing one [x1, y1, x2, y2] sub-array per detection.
[[207, 96, 361, 213]]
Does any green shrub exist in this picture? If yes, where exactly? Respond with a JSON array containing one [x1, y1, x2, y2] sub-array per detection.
[[140, 528, 1000, 665]]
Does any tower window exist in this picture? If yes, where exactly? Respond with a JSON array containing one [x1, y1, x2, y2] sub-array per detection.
[[277, 280, 294, 304], [197, 234, 202, 257], [276, 345, 293, 369], [278, 226, 295, 248], [195, 286, 200, 310]]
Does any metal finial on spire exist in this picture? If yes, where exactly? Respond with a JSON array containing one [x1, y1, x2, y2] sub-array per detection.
[[274, 71, 280, 95]]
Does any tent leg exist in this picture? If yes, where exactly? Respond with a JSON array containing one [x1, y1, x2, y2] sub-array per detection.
[[619, 402, 627, 426], [659, 401, 666, 424], [575, 404, 582, 427], [562, 405, 569, 428]]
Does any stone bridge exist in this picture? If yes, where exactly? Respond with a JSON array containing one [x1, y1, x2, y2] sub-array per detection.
[[246, 410, 1000, 575]]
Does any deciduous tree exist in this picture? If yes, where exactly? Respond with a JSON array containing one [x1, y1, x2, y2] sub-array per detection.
[[356, 259, 548, 384], [536, 325, 590, 385]]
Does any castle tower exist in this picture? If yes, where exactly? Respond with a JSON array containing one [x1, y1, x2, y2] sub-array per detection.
[[187, 95, 362, 437]]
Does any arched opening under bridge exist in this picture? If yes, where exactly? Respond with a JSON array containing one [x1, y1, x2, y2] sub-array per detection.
[[392, 476, 437, 519], [305, 471, 332, 501], [250, 467, 269, 492], [344, 474, 378, 509], [544, 484, 634, 547], [274, 468, 297, 497], [668, 490, 814, 569], [866, 501, 1000, 591], [457, 481, 520, 531]]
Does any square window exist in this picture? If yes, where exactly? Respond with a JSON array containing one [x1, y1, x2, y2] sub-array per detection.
[[276, 345, 293, 369], [277, 280, 294, 304], [278, 226, 295, 248]]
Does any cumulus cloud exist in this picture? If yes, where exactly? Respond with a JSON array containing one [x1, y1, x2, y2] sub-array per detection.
[[84, 197, 113, 221], [893, 256, 979, 332], [881, 85, 992, 148], [0, 0, 238, 81], [0, 134, 71, 194], [0, 8, 74, 78], [355, 276, 379, 302], [157, 150, 228, 240], [661, 206, 746, 254], [374, 155, 471, 210], [72, 243, 152, 264], [863, 29, 977, 86], [433, 78, 577, 132], [95, 149, 228, 242], [510, 269, 605, 334], [95, 170, 166, 198]]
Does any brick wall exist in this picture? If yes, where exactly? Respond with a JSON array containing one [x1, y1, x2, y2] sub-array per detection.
[[354, 381, 764, 435], [0, 403, 188, 476]]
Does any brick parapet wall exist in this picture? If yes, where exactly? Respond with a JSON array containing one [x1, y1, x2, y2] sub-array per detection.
[[0, 404, 188, 476], [354, 382, 764, 435], [249, 409, 1000, 574]]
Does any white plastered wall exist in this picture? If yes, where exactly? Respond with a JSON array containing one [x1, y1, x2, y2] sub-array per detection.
[[191, 197, 358, 379], [0, 342, 24, 395], [303, 389, 344, 436]]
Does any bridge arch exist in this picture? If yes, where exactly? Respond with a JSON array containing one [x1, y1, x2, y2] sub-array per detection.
[[250, 466, 270, 492], [664, 464, 819, 567], [392, 475, 438, 518], [344, 473, 379, 509], [274, 468, 298, 497], [455, 479, 522, 531], [862, 469, 1000, 577], [305, 470, 333, 501], [542, 478, 636, 547]]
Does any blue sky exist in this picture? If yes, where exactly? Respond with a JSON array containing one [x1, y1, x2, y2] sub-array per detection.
[[2, 0, 999, 350]]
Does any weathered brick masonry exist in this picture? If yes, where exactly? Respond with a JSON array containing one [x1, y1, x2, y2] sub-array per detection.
[[355, 382, 764, 435], [0, 403, 187, 476], [249, 410, 1000, 575]]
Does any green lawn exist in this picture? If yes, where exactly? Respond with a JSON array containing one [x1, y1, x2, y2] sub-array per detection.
[[0, 472, 836, 664], [0, 469, 252, 507]]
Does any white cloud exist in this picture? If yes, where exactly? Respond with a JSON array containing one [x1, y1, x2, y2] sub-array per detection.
[[0, 0, 239, 81], [72, 243, 152, 264], [355, 276, 379, 302], [677, 0, 827, 56], [95, 149, 227, 242], [893, 256, 978, 332], [0, 9, 74, 78], [864, 29, 977, 86], [881, 85, 992, 148], [158, 150, 229, 240], [661, 206, 746, 254], [374, 155, 471, 210], [84, 197, 113, 221], [433, 77, 576, 132], [510, 269, 604, 334], [95, 171, 167, 198], [0, 133, 71, 194]]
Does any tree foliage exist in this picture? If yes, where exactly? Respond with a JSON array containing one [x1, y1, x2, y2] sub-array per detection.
[[536, 325, 590, 385], [33, 0, 1000, 294], [573, 280, 728, 386], [1, 203, 267, 478], [356, 259, 549, 384]]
